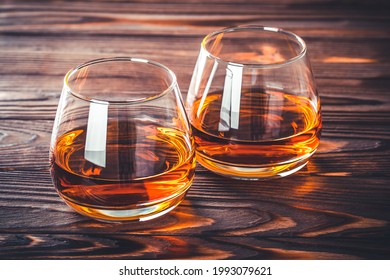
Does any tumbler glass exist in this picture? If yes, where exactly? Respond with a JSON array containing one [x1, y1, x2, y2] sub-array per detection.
[[186, 26, 321, 180], [50, 57, 195, 222]]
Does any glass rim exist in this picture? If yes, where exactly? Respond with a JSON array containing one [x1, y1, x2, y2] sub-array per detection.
[[64, 57, 178, 104], [201, 25, 308, 68]]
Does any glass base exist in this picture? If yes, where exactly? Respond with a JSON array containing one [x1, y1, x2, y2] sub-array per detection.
[[61, 185, 191, 222], [196, 151, 314, 180]]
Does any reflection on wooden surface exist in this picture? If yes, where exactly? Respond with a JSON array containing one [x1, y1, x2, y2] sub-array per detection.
[[0, 0, 390, 259]]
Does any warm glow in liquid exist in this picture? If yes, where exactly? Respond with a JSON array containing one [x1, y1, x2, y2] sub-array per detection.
[[190, 89, 321, 178], [50, 120, 195, 220]]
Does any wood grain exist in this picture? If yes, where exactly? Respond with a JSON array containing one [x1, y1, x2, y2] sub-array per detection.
[[1, 234, 389, 259], [0, 0, 390, 259]]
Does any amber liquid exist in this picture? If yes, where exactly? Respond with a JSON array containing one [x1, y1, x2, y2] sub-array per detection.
[[191, 89, 321, 179], [50, 120, 195, 221]]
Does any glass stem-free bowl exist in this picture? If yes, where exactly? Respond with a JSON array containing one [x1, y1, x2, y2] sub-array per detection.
[[187, 26, 321, 180], [50, 57, 195, 222]]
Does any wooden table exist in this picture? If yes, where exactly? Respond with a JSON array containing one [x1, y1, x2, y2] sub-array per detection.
[[1, 0, 389, 259]]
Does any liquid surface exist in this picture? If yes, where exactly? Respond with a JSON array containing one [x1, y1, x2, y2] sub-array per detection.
[[50, 120, 195, 209], [190, 89, 321, 168]]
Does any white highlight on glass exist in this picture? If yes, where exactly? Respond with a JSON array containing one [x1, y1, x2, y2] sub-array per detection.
[[188, 47, 208, 106], [219, 64, 243, 131], [196, 60, 218, 118], [84, 100, 109, 167]]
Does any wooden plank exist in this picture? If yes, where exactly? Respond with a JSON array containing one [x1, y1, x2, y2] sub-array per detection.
[[1, 1, 389, 16], [0, 35, 389, 82], [0, 234, 389, 259], [1, 116, 389, 170], [0, 167, 389, 235], [1, 78, 390, 119]]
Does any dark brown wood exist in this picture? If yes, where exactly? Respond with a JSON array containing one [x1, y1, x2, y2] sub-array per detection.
[[0, 0, 389, 259]]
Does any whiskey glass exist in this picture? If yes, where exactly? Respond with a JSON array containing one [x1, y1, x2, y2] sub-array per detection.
[[186, 26, 321, 180], [50, 57, 195, 222]]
